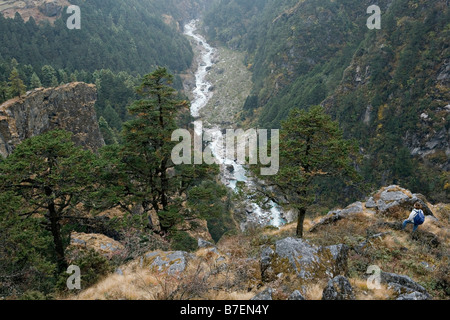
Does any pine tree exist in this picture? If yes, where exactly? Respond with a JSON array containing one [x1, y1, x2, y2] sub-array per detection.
[[0, 130, 100, 272], [117, 67, 199, 233], [8, 67, 26, 98], [0, 81, 9, 103], [41, 65, 57, 87], [30, 72, 42, 88], [254, 106, 359, 238]]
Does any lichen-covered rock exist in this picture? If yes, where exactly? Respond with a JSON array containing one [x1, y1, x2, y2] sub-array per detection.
[[69, 232, 124, 258], [288, 290, 306, 300], [381, 271, 430, 299], [322, 276, 355, 300], [396, 292, 430, 300], [198, 238, 215, 249], [0, 82, 104, 158], [142, 250, 192, 275], [261, 237, 349, 282], [310, 201, 363, 232], [370, 185, 433, 216], [251, 287, 273, 300]]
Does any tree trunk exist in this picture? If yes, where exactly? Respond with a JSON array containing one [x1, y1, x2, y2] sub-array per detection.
[[296, 207, 306, 238], [45, 187, 67, 272]]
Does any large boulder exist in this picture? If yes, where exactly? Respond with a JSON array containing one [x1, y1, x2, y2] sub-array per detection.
[[322, 275, 355, 300], [380, 271, 431, 299], [69, 232, 124, 259], [310, 201, 363, 232], [367, 185, 433, 216], [141, 250, 192, 275], [260, 237, 349, 282]]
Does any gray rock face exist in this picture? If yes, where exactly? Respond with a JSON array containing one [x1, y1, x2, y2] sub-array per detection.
[[310, 202, 363, 232], [251, 287, 273, 300], [144, 251, 191, 275], [0, 82, 104, 158], [370, 185, 433, 216], [38, 1, 63, 17], [260, 246, 275, 282], [261, 237, 349, 281], [288, 290, 306, 300], [198, 238, 215, 249], [381, 271, 430, 299], [322, 276, 355, 300], [396, 292, 430, 300]]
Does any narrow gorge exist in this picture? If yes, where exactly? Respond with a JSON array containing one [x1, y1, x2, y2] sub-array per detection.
[[183, 19, 286, 230]]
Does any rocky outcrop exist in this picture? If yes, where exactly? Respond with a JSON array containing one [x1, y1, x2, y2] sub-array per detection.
[[381, 271, 431, 300], [38, 0, 63, 17], [322, 275, 355, 300], [69, 232, 125, 259], [365, 185, 434, 216], [288, 290, 306, 300], [310, 201, 364, 232], [0, 82, 104, 158], [251, 287, 273, 300], [260, 237, 348, 282], [142, 250, 193, 275]]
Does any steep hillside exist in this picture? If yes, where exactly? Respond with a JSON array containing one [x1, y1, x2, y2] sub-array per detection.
[[0, 0, 198, 75], [64, 185, 449, 300], [203, 0, 449, 202]]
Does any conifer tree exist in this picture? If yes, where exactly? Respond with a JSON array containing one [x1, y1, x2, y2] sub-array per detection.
[[8, 67, 26, 98], [0, 130, 100, 271], [254, 106, 359, 238], [30, 72, 42, 88]]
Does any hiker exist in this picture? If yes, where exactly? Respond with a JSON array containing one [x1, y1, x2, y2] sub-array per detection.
[[402, 202, 425, 233]]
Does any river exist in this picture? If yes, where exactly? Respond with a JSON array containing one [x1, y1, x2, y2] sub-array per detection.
[[183, 19, 286, 230]]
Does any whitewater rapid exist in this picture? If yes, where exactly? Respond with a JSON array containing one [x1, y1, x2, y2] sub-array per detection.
[[183, 20, 285, 229]]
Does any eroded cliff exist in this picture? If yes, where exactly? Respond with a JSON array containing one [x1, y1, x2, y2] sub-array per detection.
[[0, 82, 104, 157]]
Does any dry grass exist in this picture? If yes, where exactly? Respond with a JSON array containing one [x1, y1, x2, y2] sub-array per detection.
[[66, 197, 449, 300]]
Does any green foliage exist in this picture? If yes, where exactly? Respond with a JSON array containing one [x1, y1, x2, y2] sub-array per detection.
[[8, 67, 26, 97], [0, 192, 56, 298], [0, 130, 101, 271], [63, 249, 114, 291], [187, 181, 235, 242], [253, 106, 359, 237], [0, 0, 193, 75], [169, 231, 198, 252], [205, 0, 450, 203]]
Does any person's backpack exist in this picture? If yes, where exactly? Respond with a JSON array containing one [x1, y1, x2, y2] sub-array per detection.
[[413, 209, 425, 225]]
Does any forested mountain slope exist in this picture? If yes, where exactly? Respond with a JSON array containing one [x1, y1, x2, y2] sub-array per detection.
[[203, 0, 449, 202]]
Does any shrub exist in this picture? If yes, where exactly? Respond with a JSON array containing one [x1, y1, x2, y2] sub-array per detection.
[[169, 231, 197, 252]]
